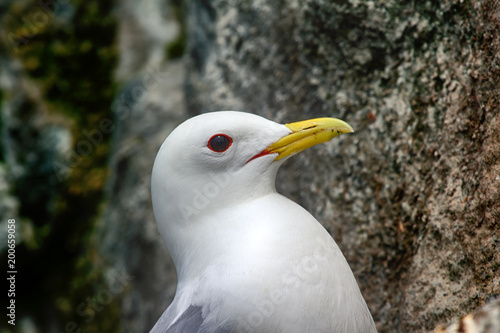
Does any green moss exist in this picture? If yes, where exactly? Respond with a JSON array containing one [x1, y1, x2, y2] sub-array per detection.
[[166, 30, 187, 60], [165, 0, 186, 60], [1, 0, 120, 332]]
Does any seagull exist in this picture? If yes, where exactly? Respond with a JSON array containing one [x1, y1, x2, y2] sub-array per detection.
[[150, 111, 377, 333]]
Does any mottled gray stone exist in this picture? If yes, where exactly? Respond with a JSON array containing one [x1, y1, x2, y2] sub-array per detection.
[[180, 0, 500, 332], [95, 60, 185, 331], [95, 0, 499, 332], [94, 1, 186, 331], [435, 298, 500, 333]]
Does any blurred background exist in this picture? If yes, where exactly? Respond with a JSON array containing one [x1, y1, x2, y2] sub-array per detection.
[[0, 0, 499, 332]]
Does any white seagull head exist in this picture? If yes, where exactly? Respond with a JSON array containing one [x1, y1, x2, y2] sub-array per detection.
[[151, 111, 353, 272]]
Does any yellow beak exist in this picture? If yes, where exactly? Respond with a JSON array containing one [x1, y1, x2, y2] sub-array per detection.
[[267, 117, 354, 160]]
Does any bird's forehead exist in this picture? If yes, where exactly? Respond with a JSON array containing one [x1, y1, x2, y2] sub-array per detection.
[[180, 111, 285, 139]]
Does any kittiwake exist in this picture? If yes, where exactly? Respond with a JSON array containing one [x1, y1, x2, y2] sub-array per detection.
[[150, 111, 377, 333]]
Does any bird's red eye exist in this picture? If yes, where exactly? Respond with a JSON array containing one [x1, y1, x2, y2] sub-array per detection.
[[207, 134, 233, 152]]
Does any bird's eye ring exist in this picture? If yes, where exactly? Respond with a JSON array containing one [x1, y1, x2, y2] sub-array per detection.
[[207, 134, 233, 152]]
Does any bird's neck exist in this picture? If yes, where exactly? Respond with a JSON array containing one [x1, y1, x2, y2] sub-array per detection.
[[155, 173, 281, 279], [160, 193, 280, 281]]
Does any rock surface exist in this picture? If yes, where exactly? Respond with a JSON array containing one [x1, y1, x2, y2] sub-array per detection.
[[1, 0, 498, 332], [93, 0, 185, 331], [180, 0, 500, 332], [435, 299, 500, 333]]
